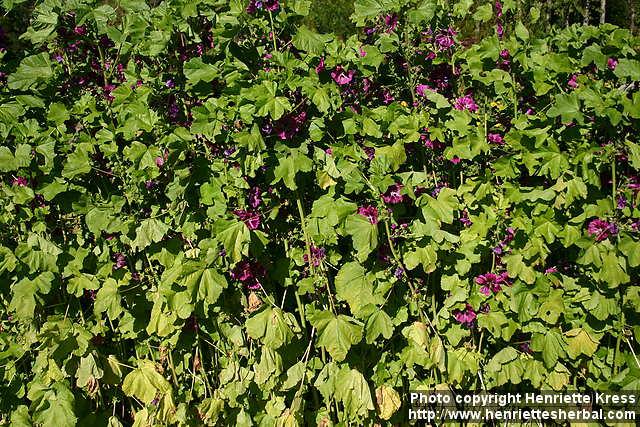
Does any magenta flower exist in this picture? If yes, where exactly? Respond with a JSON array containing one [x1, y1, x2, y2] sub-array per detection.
[[112, 253, 127, 269], [476, 272, 510, 295], [382, 183, 404, 204], [568, 74, 579, 89], [587, 218, 618, 241], [495, 1, 503, 17], [315, 57, 325, 74], [303, 245, 326, 267], [234, 209, 261, 230], [358, 205, 379, 224], [331, 66, 355, 85], [384, 14, 398, 32], [230, 260, 266, 290], [460, 210, 472, 227], [434, 29, 456, 51], [496, 23, 504, 38], [246, 0, 279, 13], [500, 49, 510, 58], [607, 57, 618, 70], [544, 266, 558, 274], [248, 187, 262, 208], [453, 304, 477, 327], [155, 156, 164, 167], [363, 146, 375, 160], [488, 133, 505, 145], [453, 94, 479, 112], [416, 84, 429, 97], [359, 47, 367, 57], [274, 110, 307, 140], [11, 176, 28, 187]]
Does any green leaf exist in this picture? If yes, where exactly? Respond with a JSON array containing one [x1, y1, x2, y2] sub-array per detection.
[[272, 149, 313, 190], [8, 53, 53, 90], [334, 262, 378, 317], [131, 218, 169, 251], [547, 93, 583, 123], [292, 25, 332, 55], [365, 309, 394, 343], [531, 329, 566, 368], [404, 244, 437, 273], [183, 57, 218, 83], [473, 4, 493, 22], [182, 266, 228, 306], [565, 328, 599, 358], [246, 306, 294, 349], [122, 360, 172, 404], [62, 145, 92, 179], [93, 278, 123, 319], [344, 214, 379, 262], [335, 367, 375, 418], [213, 219, 250, 263], [30, 383, 77, 427], [76, 354, 104, 388], [309, 310, 363, 362]]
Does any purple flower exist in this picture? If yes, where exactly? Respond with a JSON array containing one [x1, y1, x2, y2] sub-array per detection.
[[358, 205, 379, 224], [587, 218, 618, 241], [246, 0, 279, 13], [112, 253, 127, 269], [416, 84, 429, 97], [382, 183, 404, 204], [568, 74, 579, 89], [384, 14, 398, 32], [460, 210, 472, 227], [476, 272, 510, 295], [11, 177, 28, 187], [434, 29, 456, 51], [453, 304, 477, 327], [617, 196, 627, 209], [607, 57, 618, 70], [453, 94, 479, 112], [155, 156, 165, 167], [73, 26, 87, 36], [488, 133, 505, 145], [519, 342, 533, 354], [303, 246, 326, 267], [230, 260, 266, 290], [380, 88, 394, 104], [495, 1, 503, 17], [496, 23, 504, 38], [331, 66, 355, 85], [363, 146, 375, 161], [315, 57, 325, 74], [248, 187, 262, 208], [145, 180, 155, 190], [165, 79, 175, 88], [394, 267, 404, 279], [234, 209, 261, 230], [275, 110, 307, 140]]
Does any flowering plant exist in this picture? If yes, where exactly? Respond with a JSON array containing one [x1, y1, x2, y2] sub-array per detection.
[[0, 0, 639, 425]]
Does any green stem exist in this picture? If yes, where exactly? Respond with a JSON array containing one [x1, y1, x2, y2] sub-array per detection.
[[612, 156, 617, 204], [268, 10, 278, 52]]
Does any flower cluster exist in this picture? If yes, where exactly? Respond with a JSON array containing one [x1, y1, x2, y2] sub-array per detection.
[[358, 205, 379, 224], [230, 260, 266, 290], [453, 304, 477, 327], [587, 218, 618, 241], [476, 272, 510, 295]]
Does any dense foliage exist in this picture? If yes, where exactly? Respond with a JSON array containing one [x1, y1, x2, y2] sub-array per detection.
[[1, 0, 640, 425]]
